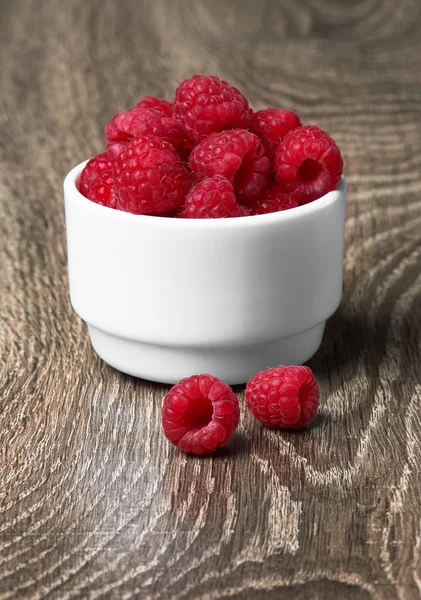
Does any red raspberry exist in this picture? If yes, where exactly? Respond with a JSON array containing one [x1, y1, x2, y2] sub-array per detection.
[[249, 184, 299, 215], [173, 74, 252, 143], [87, 171, 118, 209], [105, 107, 185, 158], [113, 136, 190, 215], [161, 374, 240, 455], [274, 125, 343, 204], [179, 175, 242, 219], [134, 96, 173, 117], [79, 153, 113, 198], [245, 366, 319, 429], [251, 109, 301, 158], [179, 175, 241, 219], [189, 129, 270, 205], [105, 109, 140, 156]]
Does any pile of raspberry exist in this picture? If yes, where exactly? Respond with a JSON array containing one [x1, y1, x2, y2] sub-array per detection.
[[79, 75, 343, 218]]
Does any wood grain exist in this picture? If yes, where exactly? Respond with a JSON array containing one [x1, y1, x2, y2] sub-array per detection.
[[1, 0, 421, 598]]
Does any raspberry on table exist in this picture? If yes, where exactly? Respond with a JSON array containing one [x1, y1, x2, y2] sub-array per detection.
[[249, 183, 299, 215], [274, 125, 343, 204], [173, 74, 252, 143], [179, 175, 242, 219], [112, 135, 190, 215], [134, 95, 173, 117], [189, 129, 270, 205], [87, 170, 118, 209], [251, 108, 301, 158], [245, 366, 319, 429], [161, 374, 240, 455], [105, 107, 185, 158], [79, 152, 114, 198], [239, 205, 251, 216]]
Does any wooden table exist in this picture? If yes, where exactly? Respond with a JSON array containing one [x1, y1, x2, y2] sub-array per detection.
[[1, 1, 421, 598]]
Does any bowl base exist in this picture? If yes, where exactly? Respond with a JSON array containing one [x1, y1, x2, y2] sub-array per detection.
[[87, 323, 325, 385]]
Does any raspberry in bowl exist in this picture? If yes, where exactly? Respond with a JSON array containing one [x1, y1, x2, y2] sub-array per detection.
[[63, 77, 347, 384]]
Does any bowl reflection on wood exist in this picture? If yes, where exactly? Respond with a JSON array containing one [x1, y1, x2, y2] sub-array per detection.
[[64, 161, 347, 385]]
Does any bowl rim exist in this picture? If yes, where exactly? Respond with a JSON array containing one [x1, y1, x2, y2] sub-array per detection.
[[64, 159, 346, 229]]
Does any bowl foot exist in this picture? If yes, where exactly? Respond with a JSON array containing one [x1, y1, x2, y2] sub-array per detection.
[[87, 322, 325, 385]]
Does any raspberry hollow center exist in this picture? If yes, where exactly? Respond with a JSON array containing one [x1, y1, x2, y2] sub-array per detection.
[[185, 397, 213, 430], [298, 158, 323, 183]]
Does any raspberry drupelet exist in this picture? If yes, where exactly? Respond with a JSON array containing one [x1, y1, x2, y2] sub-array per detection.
[[239, 205, 251, 216]]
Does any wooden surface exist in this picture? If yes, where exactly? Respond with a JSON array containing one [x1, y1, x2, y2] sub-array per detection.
[[1, 0, 421, 598]]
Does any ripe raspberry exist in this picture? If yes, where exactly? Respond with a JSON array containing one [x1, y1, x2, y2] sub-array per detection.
[[113, 135, 190, 215], [274, 125, 343, 204], [173, 74, 252, 143], [87, 171, 118, 209], [249, 184, 299, 215], [179, 175, 242, 219], [161, 374, 240, 455], [189, 129, 270, 205], [134, 96, 173, 117], [239, 205, 251, 216], [251, 109, 301, 158], [245, 366, 319, 429], [79, 153, 114, 198], [105, 107, 185, 158]]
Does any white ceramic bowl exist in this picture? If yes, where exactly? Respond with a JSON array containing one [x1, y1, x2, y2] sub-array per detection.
[[64, 161, 346, 384]]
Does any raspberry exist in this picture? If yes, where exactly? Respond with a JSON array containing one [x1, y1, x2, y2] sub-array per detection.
[[249, 184, 299, 215], [87, 171, 118, 209], [251, 109, 301, 158], [245, 366, 319, 429], [79, 153, 113, 198], [274, 125, 343, 204], [189, 129, 270, 205], [179, 175, 242, 219], [105, 107, 185, 158], [134, 96, 173, 117], [173, 74, 252, 143], [161, 374, 240, 455], [112, 135, 190, 215]]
